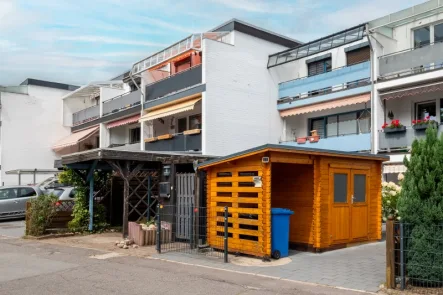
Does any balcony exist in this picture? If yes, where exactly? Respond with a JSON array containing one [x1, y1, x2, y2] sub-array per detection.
[[72, 105, 100, 126], [102, 89, 141, 116], [278, 61, 370, 111], [145, 132, 201, 152], [281, 133, 371, 152], [379, 125, 443, 151], [144, 65, 203, 109], [378, 42, 443, 80]]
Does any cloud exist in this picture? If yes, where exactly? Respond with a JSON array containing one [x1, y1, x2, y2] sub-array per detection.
[[208, 0, 315, 14], [58, 35, 167, 47]]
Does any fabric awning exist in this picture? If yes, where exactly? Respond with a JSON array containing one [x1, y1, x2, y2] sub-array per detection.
[[280, 93, 370, 117], [107, 115, 140, 129], [380, 81, 443, 100], [52, 126, 99, 151], [383, 164, 407, 174], [139, 97, 201, 122]]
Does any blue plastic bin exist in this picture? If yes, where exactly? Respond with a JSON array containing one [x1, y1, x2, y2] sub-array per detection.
[[271, 208, 294, 259]]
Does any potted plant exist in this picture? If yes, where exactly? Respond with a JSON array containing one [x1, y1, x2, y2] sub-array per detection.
[[296, 137, 307, 144], [412, 116, 438, 130], [381, 120, 406, 133], [307, 130, 320, 143]]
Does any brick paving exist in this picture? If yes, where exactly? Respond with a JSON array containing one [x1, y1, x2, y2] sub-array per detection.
[[152, 241, 385, 293]]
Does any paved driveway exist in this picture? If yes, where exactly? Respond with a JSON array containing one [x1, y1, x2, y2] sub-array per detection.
[[0, 220, 25, 239], [153, 241, 385, 293]]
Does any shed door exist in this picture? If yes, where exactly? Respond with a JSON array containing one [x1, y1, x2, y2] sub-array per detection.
[[330, 169, 369, 244], [350, 170, 369, 241]]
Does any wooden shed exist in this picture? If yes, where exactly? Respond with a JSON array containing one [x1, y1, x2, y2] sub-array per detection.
[[198, 144, 388, 257]]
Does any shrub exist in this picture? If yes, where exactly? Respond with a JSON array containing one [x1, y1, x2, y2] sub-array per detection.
[[382, 181, 401, 221], [27, 194, 59, 236], [58, 168, 110, 233], [397, 126, 443, 286]]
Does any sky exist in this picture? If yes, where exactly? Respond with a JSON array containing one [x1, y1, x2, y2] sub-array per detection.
[[0, 0, 427, 86]]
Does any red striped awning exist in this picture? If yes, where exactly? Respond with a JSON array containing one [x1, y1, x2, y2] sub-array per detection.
[[107, 115, 140, 129]]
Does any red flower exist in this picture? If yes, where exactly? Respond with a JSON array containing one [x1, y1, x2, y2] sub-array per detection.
[[412, 120, 417, 125], [382, 123, 388, 129], [417, 120, 421, 123], [426, 115, 430, 120]]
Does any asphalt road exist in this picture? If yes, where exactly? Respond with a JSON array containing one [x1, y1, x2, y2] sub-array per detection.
[[0, 234, 366, 295], [0, 219, 25, 238]]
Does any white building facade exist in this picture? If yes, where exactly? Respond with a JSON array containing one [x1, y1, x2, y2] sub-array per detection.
[[0, 79, 78, 185]]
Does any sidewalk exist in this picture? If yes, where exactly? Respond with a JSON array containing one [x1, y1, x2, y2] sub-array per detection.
[[152, 241, 386, 293]]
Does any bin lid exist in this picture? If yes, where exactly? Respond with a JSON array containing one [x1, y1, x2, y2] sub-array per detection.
[[271, 208, 294, 215]]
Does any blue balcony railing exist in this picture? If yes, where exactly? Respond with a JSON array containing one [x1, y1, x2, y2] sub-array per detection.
[[281, 133, 371, 152], [278, 61, 370, 100]]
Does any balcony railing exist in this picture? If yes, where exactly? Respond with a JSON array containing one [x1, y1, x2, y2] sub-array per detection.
[[378, 42, 443, 80], [278, 61, 370, 101], [281, 133, 371, 152], [145, 64, 202, 102], [278, 78, 370, 105], [145, 132, 201, 152], [378, 125, 443, 151], [102, 89, 141, 116], [72, 105, 100, 126]]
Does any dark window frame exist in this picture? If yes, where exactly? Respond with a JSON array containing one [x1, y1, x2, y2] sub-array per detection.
[[307, 57, 332, 77], [129, 127, 141, 144], [308, 109, 371, 138]]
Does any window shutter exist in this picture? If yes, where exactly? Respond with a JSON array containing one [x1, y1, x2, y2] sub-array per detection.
[[308, 62, 318, 76], [346, 46, 370, 66], [311, 119, 325, 138]]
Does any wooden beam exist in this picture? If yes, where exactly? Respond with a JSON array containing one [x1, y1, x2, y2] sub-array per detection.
[[86, 160, 98, 182]]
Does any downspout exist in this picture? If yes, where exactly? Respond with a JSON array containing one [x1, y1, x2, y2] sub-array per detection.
[[366, 24, 376, 154], [129, 71, 146, 151]]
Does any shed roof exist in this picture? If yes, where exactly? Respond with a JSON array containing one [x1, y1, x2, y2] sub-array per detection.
[[198, 144, 388, 169], [61, 148, 214, 166]]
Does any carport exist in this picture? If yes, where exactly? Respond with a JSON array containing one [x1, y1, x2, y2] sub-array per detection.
[[61, 148, 210, 237], [198, 144, 387, 257]]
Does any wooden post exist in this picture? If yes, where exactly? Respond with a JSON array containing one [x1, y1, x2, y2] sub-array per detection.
[[123, 178, 130, 237], [386, 216, 395, 289]]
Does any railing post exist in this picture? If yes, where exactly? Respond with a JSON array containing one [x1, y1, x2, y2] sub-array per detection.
[[190, 205, 194, 249], [400, 222, 405, 290], [156, 204, 161, 254], [386, 216, 395, 289], [224, 206, 228, 263]]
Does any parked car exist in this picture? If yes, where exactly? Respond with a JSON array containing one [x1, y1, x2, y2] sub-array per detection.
[[38, 176, 68, 195], [0, 186, 43, 220], [52, 187, 77, 201]]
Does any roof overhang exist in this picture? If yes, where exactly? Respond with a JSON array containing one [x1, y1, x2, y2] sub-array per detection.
[[62, 81, 124, 101], [198, 144, 389, 169]]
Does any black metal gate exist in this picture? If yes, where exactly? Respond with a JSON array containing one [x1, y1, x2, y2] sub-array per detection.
[[155, 204, 227, 260]]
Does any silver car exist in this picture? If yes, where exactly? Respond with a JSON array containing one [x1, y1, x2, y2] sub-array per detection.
[[0, 186, 43, 220], [52, 187, 77, 201]]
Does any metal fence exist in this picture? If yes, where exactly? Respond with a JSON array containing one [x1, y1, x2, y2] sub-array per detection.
[[387, 220, 443, 290], [155, 204, 228, 262]]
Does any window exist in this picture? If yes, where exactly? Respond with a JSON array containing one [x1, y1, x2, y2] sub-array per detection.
[[130, 127, 141, 144], [435, 23, 443, 43], [311, 118, 325, 138], [353, 174, 366, 203], [346, 46, 370, 66], [310, 110, 370, 138], [308, 58, 332, 77], [333, 174, 348, 203], [19, 188, 36, 198], [414, 26, 430, 48], [189, 114, 201, 130], [0, 188, 18, 200], [177, 118, 187, 133], [416, 101, 436, 121], [52, 189, 64, 197]]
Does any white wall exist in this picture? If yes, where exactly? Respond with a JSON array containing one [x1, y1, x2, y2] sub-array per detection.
[[63, 92, 97, 127], [1, 85, 73, 185], [100, 86, 128, 103], [202, 31, 288, 156], [269, 38, 369, 85], [109, 123, 140, 146]]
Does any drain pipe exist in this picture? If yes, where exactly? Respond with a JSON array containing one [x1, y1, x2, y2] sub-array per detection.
[[129, 70, 146, 151]]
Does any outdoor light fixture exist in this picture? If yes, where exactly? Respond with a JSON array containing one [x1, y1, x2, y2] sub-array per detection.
[[163, 165, 171, 177]]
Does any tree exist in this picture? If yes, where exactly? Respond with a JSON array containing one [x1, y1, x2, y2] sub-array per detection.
[[397, 126, 443, 286]]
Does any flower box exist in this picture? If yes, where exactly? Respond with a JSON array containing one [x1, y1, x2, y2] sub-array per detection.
[[296, 137, 307, 144], [308, 135, 320, 143], [183, 129, 201, 135], [412, 124, 430, 130], [384, 126, 406, 133], [157, 134, 174, 140], [144, 137, 157, 143], [128, 222, 172, 246]]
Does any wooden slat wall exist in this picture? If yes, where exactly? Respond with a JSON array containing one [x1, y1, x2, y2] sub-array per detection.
[[313, 157, 321, 248], [271, 162, 314, 245], [369, 161, 382, 240], [206, 154, 268, 257]]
